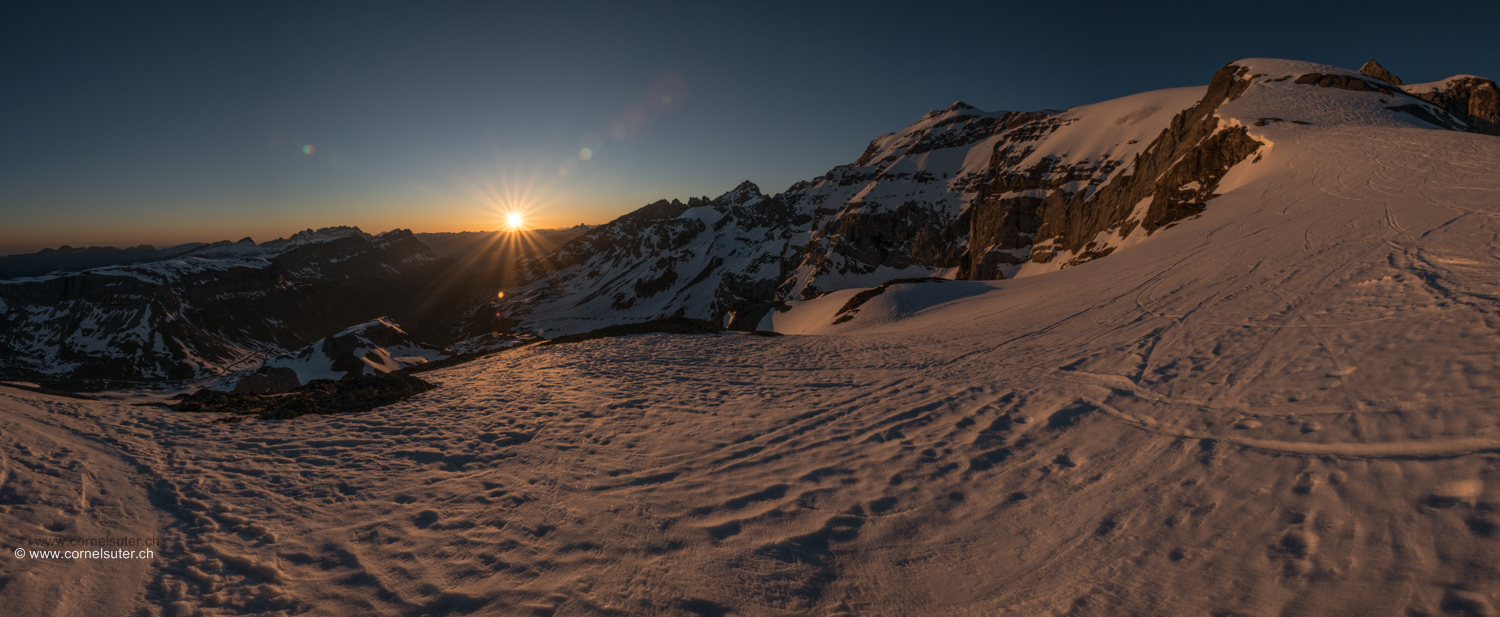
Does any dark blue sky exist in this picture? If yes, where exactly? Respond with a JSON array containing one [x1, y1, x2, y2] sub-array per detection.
[[3, 0, 1498, 252]]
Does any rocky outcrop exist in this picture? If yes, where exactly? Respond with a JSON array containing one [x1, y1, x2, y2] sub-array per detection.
[[172, 371, 436, 421], [1288, 65, 1493, 134], [1359, 59, 1404, 85], [1405, 77, 1500, 136], [1293, 72, 1401, 95], [233, 367, 301, 394], [1013, 65, 1262, 268]]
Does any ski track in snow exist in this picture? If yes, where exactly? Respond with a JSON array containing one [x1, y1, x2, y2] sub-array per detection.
[[5, 72, 1500, 614]]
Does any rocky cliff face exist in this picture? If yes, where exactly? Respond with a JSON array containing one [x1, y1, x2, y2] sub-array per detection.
[[975, 65, 1262, 274], [772, 68, 1270, 299], [0, 230, 468, 389]]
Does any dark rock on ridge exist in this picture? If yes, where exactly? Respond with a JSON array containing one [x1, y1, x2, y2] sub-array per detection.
[[1293, 65, 1497, 136], [1407, 77, 1500, 136], [1358, 59, 1404, 85], [1293, 73, 1399, 95]]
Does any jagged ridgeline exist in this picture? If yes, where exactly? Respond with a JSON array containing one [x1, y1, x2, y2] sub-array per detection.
[[487, 58, 1500, 337]]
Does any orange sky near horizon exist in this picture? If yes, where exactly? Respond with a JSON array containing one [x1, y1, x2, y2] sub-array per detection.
[[0, 196, 628, 255]]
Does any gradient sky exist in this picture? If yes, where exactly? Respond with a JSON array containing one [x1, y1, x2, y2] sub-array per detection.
[[4, 1, 1499, 254]]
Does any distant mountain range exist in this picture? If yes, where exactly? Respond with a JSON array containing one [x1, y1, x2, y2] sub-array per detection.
[[0, 226, 589, 389], [0, 226, 594, 279]]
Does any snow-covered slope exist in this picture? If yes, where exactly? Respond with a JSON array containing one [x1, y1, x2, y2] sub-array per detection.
[[494, 58, 1494, 339], [3, 57, 1500, 616]]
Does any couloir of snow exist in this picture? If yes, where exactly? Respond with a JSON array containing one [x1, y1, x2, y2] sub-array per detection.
[[4, 59, 1500, 615]]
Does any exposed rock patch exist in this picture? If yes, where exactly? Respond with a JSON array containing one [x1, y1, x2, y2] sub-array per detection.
[[232, 367, 301, 395], [1406, 77, 1500, 136], [540, 317, 724, 346], [1293, 73, 1398, 95], [169, 371, 436, 421]]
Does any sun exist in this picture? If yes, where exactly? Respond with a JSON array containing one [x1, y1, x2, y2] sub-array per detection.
[[505, 213, 524, 231]]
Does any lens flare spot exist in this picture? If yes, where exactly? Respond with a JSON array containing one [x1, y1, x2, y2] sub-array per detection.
[[578, 147, 593, 161], [302, 144, 315, 155], [506, 213, 524, 231]]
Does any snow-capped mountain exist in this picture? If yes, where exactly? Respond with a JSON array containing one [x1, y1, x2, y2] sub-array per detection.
[[0, 229, 455, 389], [491, 182, 813, 336], [489, 58, 1499, 337]]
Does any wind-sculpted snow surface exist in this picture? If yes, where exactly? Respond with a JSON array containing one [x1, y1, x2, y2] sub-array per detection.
[[4, 57, 1500, 615]]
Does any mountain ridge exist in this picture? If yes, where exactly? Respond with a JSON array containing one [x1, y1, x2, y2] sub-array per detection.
[[4, 57, 1497, 389], [481, 57, 1499, 340]]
